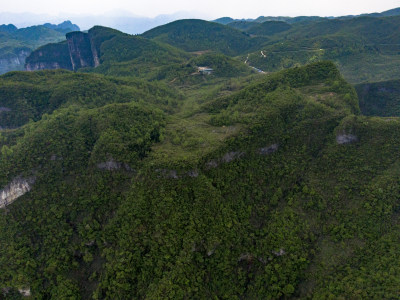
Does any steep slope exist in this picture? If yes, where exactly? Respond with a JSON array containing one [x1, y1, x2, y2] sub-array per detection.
[[25, 26, 190, 76], [356, 79, 400, 116], [1, 62, 400, 299], [142, 19, 262, 56], [0, 22, 79, 74]]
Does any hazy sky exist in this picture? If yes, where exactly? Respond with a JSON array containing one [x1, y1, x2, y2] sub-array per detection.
[[1, 0, 399, 19]]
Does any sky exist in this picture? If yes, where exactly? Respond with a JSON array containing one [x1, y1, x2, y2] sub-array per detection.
[[1, 0, 399, 33], [1, 0, 399, 19]]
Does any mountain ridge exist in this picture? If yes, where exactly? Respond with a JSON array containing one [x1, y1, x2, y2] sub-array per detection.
[[0, 21, 80, 74]]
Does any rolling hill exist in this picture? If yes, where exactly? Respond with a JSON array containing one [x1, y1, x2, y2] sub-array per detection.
[[246, 21, 292, 36], [245, 15, 400, 83], [3, 10, 400, 299], [1, 61, 400, 298], [141, 19, 263, 56]]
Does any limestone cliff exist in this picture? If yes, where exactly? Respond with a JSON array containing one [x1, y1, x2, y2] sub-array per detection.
[[25, 41, 73, 71], [66, 31, 99, 70], [26, 29, 102, 71], [0, 177, 35, 208], [0, 48, 30, 74]]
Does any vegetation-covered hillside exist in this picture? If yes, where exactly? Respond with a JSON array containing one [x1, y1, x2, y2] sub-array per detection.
[[245, 15, 400, 83], [246, 21, 292, 36], [0, 69, 181, 129], [141, 19, 264, 56], [3, 8, 400, 299], [1, 60, 400, 299]]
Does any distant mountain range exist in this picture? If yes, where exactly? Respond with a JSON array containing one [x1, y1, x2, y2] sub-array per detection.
[[213, 7, 400, 25], [0, 11, 206, 34], [42, 21, 80, 33]]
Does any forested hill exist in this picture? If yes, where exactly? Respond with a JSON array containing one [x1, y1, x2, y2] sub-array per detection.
[[2, 8, 400, 299], [212, 6, 400, 25], [243, 15, 400, 83], [141, 19, 265, 56], [1, 61, 400, 299]]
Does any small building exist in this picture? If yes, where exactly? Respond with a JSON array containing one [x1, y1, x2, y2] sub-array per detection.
[[198, 66, 214, 75]]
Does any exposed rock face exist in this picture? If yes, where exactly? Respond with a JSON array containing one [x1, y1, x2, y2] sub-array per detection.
[[187, 170, 199, 178], [259, 144, 278, 155], [26, 61, 63, 71], [25, 42, 72, 71], [0, 48, 30, 74], [0, 177, 35, 208], [18, 287, 31, 297], [206, 150, 245, 169], [221, 151, 245, 163], [66, 32, 99, 70], [336, 134, 358, 144], [273, 248, 286, 257], [25, 30, 101, 71], [97, 159, 133, 171], [206, 159, 219, 169]]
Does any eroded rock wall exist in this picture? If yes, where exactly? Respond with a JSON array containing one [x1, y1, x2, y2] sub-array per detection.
[[25, 41, 73, 71], [0, 177, 35, 208], [66, 32, 97, 70]]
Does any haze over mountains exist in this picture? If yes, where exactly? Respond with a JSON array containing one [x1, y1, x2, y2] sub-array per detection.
[[2, 5, 400, 299], [0, 21, 80, 74], [0, 11, 206, 34]]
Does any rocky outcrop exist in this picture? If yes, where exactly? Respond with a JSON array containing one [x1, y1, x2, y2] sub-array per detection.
[[97, 159, 133, 171], [0, 177, 35, 208], [221, 151, 245, 163], [336, 133, 358, 144], [25, 41, 72, 71], [206, 151, 245, 169], [26, 61, 64, 71], [0, 48, 31, 74], [18, 287, 31, 297], [272, 248, 286, 257], [66, 32, 99, 70], [259, 144, 278, 155], [26, 29, 101, 71]]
